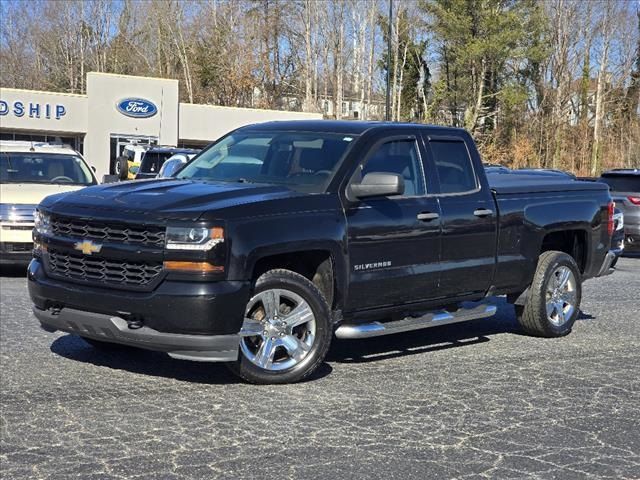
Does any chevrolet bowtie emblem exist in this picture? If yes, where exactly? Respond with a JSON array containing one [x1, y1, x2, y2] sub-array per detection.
[[74, 240, 102, 255]]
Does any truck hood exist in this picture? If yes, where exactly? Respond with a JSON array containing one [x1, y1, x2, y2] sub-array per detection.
[[1, 183, 85, 206], [39, 179, 306, 222]]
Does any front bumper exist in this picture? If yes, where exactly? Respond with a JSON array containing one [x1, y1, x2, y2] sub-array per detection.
[[33, 306, 239, 362], [28, 258, 250, 336]]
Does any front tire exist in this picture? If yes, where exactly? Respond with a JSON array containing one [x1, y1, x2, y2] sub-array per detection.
[[516, 251, 582, 337], [229, 269, 333, 384]]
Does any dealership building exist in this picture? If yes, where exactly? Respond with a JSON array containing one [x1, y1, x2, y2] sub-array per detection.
[[0, 72, 321, 179]]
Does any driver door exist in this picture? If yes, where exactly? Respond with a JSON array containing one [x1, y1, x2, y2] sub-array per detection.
[[345, 133, 442, 310]]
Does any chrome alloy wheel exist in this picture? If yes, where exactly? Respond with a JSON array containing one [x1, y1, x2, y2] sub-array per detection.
[[239, 288, 316, 371], [545, 266, 577, 326]]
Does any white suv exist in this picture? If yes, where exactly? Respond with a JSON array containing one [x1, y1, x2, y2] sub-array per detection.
[[0, 141, 98, 264]]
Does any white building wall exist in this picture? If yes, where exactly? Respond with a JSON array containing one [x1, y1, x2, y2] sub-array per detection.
[[85, 73, 179, 178], [178, 103, 321, 143], [0, 87, 87, 134]]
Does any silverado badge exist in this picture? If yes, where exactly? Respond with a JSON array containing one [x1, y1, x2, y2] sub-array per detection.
[[74, 240, 102, 255]]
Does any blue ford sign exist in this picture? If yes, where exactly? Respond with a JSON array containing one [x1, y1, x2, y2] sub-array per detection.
[[116, 98, 157, 118]]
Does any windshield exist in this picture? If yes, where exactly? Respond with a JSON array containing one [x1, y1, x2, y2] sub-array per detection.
[[1, 152, 95, 185], [176, 131, 355, 193], [599, 175, 640, 193]]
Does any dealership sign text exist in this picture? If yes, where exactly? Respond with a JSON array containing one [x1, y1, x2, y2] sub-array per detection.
[[0, 100, 66, 120]]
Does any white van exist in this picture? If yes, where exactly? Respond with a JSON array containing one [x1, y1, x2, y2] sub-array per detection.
[[0, 141, 98, 264]]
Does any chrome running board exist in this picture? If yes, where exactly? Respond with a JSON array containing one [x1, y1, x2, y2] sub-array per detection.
[[335, 303, 497, 340]]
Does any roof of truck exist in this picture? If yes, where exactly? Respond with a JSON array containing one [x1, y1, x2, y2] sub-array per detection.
[[239, 120, 465, 135]]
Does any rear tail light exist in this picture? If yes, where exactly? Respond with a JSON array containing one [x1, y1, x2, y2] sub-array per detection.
[[607, 202, 614, 236], [628, 196, 640, 205]]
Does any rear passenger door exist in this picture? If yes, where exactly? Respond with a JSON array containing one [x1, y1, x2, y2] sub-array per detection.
[[345, 132, 442, 310], [423, 134, 497, 298]]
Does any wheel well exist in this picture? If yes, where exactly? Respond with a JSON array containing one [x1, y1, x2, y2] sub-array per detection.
[[540, 230, 587, 273], [252, 250, 335, 307]]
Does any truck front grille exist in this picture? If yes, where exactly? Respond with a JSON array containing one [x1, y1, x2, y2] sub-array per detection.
[[48, 249, 163, 287], [51, 216, 165, 247]]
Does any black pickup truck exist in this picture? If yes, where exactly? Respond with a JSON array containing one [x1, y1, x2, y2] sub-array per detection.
[[29, 121, 616, 384]]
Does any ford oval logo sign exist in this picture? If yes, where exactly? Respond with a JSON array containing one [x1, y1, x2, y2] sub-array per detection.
[[116, 98, 157, 118]]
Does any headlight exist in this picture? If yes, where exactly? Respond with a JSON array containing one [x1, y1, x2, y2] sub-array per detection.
[[165, 226, 224, 250], [34, 210, 51, 235]]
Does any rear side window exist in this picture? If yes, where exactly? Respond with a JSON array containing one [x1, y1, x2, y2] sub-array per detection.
[[599, 175, 640, 193], [429, 140, 477, 194]]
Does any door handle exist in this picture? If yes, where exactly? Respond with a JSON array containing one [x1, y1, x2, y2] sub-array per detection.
[[417, 212, 440, 221], [473, 208, 493, 217]]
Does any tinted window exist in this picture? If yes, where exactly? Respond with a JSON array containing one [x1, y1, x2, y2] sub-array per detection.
[[599, 175, 640, 193], [0, 152, 95, 185], [430, 140, 477, 193], [360, 139, 425, 197], [139, 152, 176, 174], [177, 132, 354, 193]]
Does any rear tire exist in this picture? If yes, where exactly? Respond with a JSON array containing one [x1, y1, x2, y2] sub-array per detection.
[[516, 251, 582, 337], [228, 269, 333, 384]]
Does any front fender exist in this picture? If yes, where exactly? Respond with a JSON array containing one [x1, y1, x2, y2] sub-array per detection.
[[225, 209, 348, 307]]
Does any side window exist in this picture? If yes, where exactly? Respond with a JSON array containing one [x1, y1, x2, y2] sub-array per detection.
[[360, 139, 425, 197], [429, 140, 478, 194]]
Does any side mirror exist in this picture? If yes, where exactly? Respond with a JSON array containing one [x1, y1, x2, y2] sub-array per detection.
[[349, 172, 405, 199], [158, 158, 187, 178], [91, 165, 97, 172]]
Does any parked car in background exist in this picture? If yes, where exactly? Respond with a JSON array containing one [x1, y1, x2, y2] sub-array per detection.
[[134, 147, 200, 180], [598, 169, 640, 252], [0, 141, 98, 264], [611, 208, 624, 267], [115, 144, 149, 181], [156, 153, 196, 178]]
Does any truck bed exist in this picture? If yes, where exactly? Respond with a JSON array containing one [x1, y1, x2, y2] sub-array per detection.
[[488, 173, 608, 195]]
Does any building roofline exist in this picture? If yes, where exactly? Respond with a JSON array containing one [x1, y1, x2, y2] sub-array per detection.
[[86, 72, 179, 83], [0, 87, 87, 98], [178, 102, 319, 117]]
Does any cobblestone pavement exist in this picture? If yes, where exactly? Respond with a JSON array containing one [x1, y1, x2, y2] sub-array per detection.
[[1, 258, 639, 479]]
